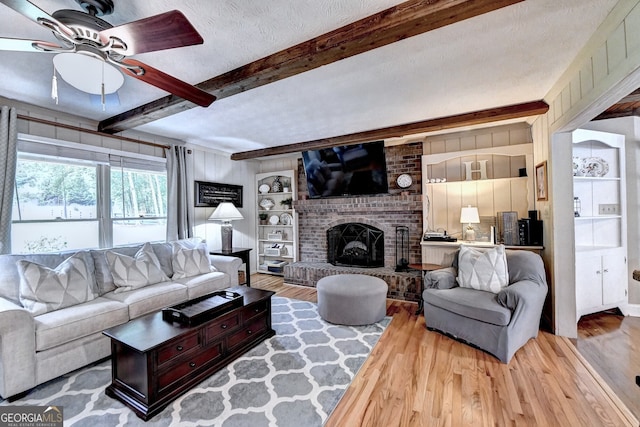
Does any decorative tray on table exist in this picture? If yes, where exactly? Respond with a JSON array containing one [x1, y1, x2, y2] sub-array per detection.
[[162, 290, 244, 326]]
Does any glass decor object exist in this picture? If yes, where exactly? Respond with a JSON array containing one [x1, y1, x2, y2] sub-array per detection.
[[395, 226, 410, 272], [271, 176, 282, 193]]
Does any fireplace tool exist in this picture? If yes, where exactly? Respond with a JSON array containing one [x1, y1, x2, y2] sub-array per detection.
[[395, 226, 409, 272]]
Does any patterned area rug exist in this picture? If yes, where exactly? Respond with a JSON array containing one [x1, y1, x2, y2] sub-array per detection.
[[2, 296, 390, 426]]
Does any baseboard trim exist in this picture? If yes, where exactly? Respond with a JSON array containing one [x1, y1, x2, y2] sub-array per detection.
[[623, 303, 640, 317]]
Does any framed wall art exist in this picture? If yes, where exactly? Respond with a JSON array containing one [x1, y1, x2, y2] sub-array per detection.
[[194, 181, 243, 207], [535, 161, 548, 201]]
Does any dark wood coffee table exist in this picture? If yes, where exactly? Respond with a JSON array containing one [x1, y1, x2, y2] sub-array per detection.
[[103, 286, 275, 420]]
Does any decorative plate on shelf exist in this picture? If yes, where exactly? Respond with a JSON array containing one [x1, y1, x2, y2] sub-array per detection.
[[268, 214, 280, 225], [580, 157, 609, 177], [572, 157, 581, 176], [259, 184, 270, 194], [280, 212, 293, 225], [259, 198, 275, 210]]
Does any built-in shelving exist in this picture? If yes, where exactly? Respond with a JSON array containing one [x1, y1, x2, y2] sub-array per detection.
[[572, 129, 627, 319], [255, 170, 297, 276]]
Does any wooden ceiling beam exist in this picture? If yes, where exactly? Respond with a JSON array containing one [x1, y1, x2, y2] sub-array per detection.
[[98, 0, 523, 134], [229, 100, 549, 160]]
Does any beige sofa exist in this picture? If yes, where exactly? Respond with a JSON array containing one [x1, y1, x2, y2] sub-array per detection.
[[0, 240, 242, 399]]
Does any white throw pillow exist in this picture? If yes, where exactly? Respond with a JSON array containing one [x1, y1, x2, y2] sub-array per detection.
[[171, 241, 215, 279], [456, 244, 509, 293], [18, 253, 95, 316], [106, 243, 169, 293]]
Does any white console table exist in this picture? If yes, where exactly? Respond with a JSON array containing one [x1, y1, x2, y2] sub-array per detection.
[[420, 241, 543, 266]]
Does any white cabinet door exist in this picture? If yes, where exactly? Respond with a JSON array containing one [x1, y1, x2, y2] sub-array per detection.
[[602, 251, 626, 305], [576, 253, 604, 313]]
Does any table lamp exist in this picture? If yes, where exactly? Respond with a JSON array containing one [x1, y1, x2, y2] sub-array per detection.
[[460, 205, 480, 241], [208, 203, 244, 252]]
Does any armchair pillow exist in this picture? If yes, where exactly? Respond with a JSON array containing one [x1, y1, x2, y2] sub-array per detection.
[[17, 253, 95, 316], [456, 244, 508, 293], [106, 242, 169, 293], [171, 241, 215, 279]]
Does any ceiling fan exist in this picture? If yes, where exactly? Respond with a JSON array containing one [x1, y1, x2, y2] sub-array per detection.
[[0, 0, 215, 107]]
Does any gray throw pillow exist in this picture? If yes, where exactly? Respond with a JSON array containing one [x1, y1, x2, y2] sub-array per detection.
[[171, 241, 215, 279], [106, 242, 169, 293], [456, 244, 508, 293], [18, 253, 96, 316]]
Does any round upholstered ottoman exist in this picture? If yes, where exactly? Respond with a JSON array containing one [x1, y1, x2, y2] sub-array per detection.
[[317, 274, 388, 325]]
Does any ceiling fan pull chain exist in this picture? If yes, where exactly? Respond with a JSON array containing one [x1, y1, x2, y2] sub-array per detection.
[[101, 62, 106, 111], [51, 66, 59, 105]]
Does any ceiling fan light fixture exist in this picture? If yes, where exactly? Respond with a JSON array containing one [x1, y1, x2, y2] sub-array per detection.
[[52, 52, 124, 95]]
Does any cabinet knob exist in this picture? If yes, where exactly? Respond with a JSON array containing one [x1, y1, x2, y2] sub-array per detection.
[[247, 330, 252, 335], [221, 324, 227, 329], [254, 308, 260, 313], [596, 270, 601, 274], [189, 362, 196, 368], [176, 345, 183, 351], [603, 269, 609, 273]]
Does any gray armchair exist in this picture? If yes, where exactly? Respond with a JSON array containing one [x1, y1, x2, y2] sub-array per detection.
[[422, 249, 547, 363]]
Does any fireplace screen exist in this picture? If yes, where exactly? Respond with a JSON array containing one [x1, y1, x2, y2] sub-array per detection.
[[327, 223, 384, 267]]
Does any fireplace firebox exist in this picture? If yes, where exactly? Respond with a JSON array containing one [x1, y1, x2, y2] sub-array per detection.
[[327, 223, 384, 267]]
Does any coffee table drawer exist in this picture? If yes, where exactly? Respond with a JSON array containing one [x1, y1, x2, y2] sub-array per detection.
[[156, 331, 200, 368], [242, 300, 269, 321], [157, 342, 223, 392], [205, 311, 240, 343], [227, 315, 268, 351]]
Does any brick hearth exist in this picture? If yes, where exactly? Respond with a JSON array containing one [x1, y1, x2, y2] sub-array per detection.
[[283, 262, 422, 302]]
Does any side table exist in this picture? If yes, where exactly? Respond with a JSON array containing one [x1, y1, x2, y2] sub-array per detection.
[[408, 263, 445, 315], [210, 247, 252, 287]]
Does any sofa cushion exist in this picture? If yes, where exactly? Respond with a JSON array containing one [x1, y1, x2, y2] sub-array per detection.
[[424, 287, 512, 326], [171, 241, 215, 279], [18, 253, 96, 316], [173, 271, 230, 300], [456, 244, 508, 294], [0, 250, 97, 306], [34, 296, 128, 351], [103, 281, 188, 319], [106, 243, 169, 293], [91, 245, 142, 295]]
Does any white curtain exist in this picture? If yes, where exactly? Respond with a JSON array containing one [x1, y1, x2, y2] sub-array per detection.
[[165, 145, 193, 241], [0, 106, 17, 254]]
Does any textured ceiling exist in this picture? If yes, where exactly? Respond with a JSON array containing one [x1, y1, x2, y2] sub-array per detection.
[[0, 0, 619, 154]]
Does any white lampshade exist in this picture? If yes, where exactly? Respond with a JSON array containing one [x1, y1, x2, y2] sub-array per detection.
[[53, 52, 124, 94], [460, 206, 480, 224], [208, 203, 244, 222]]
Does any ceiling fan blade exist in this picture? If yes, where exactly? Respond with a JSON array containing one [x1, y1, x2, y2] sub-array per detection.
[[0, 37, 63, 52], [119, 58, 215, 107], [99, 10, 204, 56], [0, 0, 75, 38]]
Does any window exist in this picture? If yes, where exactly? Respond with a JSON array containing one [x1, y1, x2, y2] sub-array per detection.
[[12, 155, 99, 253], [111, 166, 167, 246], [11, 138, 167, 253]]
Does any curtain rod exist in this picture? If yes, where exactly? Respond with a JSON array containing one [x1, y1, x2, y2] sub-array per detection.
[[17, 114, 171, 150]]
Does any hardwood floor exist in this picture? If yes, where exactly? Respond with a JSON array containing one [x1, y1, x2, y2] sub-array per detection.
[[576, 311, 640, 421], [252, 273, 637, 427]]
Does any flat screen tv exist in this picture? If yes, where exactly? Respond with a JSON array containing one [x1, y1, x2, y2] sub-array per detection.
[[301, 141, 389, 198]]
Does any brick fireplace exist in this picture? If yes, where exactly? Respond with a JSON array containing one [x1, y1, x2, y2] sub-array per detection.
[[284, 142, 424, 302]]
